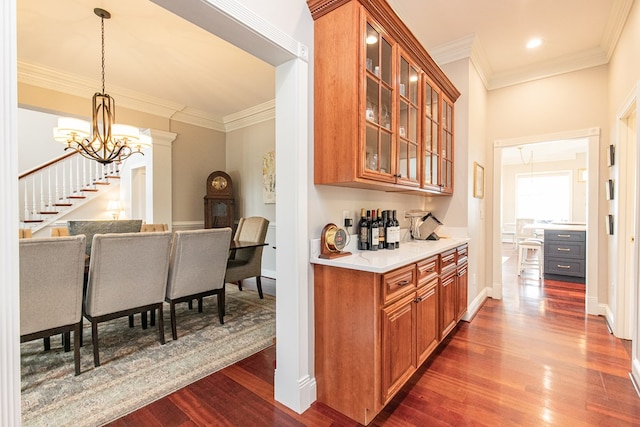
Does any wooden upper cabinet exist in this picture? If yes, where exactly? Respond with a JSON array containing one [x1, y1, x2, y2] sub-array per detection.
[[308, 0, 460, 195]]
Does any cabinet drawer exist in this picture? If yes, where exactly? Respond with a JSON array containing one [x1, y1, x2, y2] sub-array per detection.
[[440, 248, 456, 272], [417, 255, 438, 285], [544, 230, 585, 242], [544, 258, 585, 277], [382, 264, 416, 305], [545, 241, 585, 260], [456, 244, 468, 265]]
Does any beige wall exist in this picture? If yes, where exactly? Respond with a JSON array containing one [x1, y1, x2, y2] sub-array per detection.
[[169, 120, 225, 223]]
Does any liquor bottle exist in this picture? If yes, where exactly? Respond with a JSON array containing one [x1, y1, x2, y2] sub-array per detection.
[[359, 208, 369, 250], [392, 210, 400, 248], [377, 209, 385, 249], [369, 208, 379, 251], [385, 210, 395, 249]]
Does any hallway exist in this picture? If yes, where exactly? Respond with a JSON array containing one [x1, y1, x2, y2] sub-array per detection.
[[109, 246, 640, 426]]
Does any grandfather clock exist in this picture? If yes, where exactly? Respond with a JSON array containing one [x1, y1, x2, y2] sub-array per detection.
[[204, 171, 235, 229]]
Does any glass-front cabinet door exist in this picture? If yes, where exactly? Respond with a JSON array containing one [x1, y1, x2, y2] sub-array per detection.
[[440, 96, 454, 193], [423, 77, 440, 191], [396, 52, 420, 187], [363, 20, 395, 181]]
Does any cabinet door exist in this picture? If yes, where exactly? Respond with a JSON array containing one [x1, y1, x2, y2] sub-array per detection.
[[395, 52, 420, 187], [381, 292, 416, 403], [439, 269, 456, 339], [363, 20, 395, 182], [422, 76, 440, 192], [416, 279, 439, 365], [440, 96, 454, 194], [456, 263, 468, 321]]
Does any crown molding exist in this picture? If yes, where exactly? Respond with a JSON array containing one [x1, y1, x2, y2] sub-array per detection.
[[223, 99, 275, 132], [430, 34, 492, 89], [601, 0, 634, 60], [18, 61, 184, 119], [18, 60, 274, 132], [488, 47, 608, 90]]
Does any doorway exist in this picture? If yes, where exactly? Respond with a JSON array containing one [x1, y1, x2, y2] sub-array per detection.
[[492, 129, 600, 315]]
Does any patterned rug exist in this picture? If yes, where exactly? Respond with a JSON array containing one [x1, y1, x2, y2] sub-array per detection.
[[20, 286, 275, 426]]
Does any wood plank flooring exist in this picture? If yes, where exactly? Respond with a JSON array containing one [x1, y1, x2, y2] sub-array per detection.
[[108, 246, 640, 426]]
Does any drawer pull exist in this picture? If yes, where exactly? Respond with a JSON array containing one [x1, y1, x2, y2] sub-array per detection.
[[556, 234, 571, 238], [556, 248, 571, 252], [398, 280, 410, 286], [557, 265, 571, 269], [414, 296, 425, 303]]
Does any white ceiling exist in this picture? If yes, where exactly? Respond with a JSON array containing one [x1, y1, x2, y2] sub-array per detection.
[[17, 0, 633, 128]]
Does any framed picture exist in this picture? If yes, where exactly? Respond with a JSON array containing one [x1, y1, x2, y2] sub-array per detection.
[[605, 179, 614, 200], [607, 144, 615, 167], [473, 162, 484, 199]]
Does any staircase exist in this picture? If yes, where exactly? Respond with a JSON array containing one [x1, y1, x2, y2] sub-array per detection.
[[19, 152, 121, 233]]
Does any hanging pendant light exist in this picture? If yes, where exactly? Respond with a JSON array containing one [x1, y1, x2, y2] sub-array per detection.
[[53, 8, 150, 165]]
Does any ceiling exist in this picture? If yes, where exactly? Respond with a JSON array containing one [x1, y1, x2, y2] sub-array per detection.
[[16, 0, 633, 130]]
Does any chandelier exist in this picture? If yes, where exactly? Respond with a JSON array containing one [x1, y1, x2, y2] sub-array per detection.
[[53, 8, 150, 165]]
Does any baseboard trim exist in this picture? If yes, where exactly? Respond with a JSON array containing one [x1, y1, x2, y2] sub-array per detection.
[[462, 286, 489, 322]]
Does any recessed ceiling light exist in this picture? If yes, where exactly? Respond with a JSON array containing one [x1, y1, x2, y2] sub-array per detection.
[[526, 38, 542, 49]]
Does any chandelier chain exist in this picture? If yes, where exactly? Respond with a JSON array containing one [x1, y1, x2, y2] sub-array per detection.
[[100, 15, 105, 94]]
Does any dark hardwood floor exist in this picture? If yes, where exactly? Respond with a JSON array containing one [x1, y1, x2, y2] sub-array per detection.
[[108, 245, 640, 426]]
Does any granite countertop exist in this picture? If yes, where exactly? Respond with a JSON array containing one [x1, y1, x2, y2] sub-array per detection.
[[310, 236, 470, 274], [527, 222, 587, 231]]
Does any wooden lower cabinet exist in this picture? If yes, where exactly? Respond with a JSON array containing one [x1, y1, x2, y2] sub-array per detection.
[[381, 292, 416, 402], [314, 246, 468, 425], [439, 267, 457, 339], [456, 261, 468, 321]]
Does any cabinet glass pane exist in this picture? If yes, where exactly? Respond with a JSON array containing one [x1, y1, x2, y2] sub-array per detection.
[[400, 57, 408, 98], [399, 100, 408, 138], [366, 77, 379, 124], [381, 86, 392, 130], [409, 66, 418, 105], [366, 126, 379, 171], [409, 105, 417, 141], [380, 131, 391, 174], [409, 143, 417, 181], [381, 37, 392, 85], [365, 24, 380, 75], [398, 140, 408, 178]]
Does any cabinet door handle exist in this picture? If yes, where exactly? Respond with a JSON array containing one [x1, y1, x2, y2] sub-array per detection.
[[556, 248, 571, 252], [398, 280, 410, 286], [414, 296, 425, 303], [556, 234, 571, 238], [557, 265, 571, 269]]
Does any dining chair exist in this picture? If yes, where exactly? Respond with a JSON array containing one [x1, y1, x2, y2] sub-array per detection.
[[84, 231, 172, 367], [140, 223, 169, 232], [226, 216, 269, 299], [50, 227, 70, 237], [19, 228, 32, 238], [165, 228, 232, 340], [19, 235, 86, 375], [515, 218, 544, 278]]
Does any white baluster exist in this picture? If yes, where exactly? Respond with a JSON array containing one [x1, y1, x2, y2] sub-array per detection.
[[40, 173, 45, 212], [23, 180, 29, 220], [47, 168, 52, 210], [31, 178, 37, 219], [55, 164, 60, 204]]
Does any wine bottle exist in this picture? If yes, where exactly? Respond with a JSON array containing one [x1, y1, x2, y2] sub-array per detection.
[[359, 208, 370, 250], [369, 208, 379, 251], [377, 209, 385, 249], [385, 210, 395, 249], [381, 210, 388, 249], [392, 210, 400, 248]]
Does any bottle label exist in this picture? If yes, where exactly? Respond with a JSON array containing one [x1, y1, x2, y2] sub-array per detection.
[[360, 227, 369, 245], [371, 227, 379, 243]]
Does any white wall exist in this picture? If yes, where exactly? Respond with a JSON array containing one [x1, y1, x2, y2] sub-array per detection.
[[226, 119, 277, 277], [18, 108, 69, 172]]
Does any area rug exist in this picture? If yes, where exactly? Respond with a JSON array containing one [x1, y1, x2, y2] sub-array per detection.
[[20, 286, 275, 427]]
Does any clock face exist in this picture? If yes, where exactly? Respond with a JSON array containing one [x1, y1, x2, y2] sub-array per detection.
[[211, 176, 228, 190]]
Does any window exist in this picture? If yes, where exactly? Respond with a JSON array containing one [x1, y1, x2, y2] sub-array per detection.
[[516, 171, 571, 221]]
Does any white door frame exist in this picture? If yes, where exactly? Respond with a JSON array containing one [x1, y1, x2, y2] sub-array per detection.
[[492, 128, 600, 315]]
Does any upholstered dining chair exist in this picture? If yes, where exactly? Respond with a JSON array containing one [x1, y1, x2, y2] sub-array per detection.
[[140, 223, 169, 232], [225, 216, 269, 299], [165, 228, 232, 340], [50, 227, 70, 237], [19, 235, 86, 375], [19, 228, 32, 238], [84, 231, 172, 367]]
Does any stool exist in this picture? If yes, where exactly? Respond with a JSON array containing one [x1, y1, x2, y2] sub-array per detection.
[[517, 239, 543, 278]]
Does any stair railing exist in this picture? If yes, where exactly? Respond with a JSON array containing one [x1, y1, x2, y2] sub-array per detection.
[[19, 152, 120, 229]]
